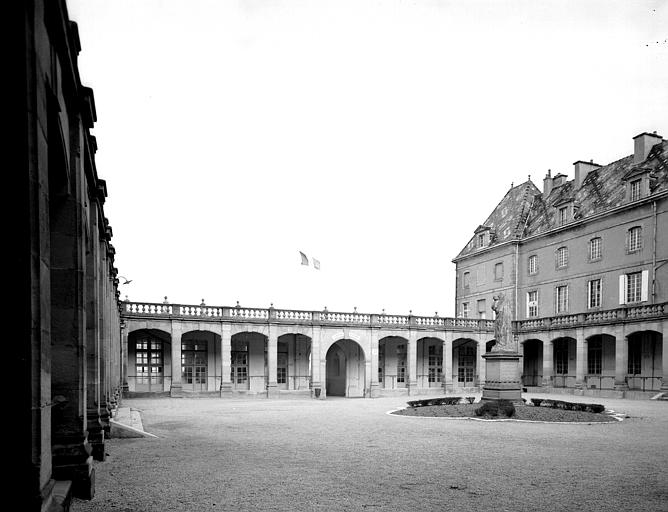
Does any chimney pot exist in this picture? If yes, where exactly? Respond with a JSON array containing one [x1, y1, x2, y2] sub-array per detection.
[[633, 131, 663, 164]]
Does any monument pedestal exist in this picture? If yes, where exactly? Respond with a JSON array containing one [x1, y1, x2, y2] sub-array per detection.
[[481, 352, 522, 403]]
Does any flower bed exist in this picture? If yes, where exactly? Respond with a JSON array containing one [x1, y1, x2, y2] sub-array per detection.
[[392, 402, 617, 423]]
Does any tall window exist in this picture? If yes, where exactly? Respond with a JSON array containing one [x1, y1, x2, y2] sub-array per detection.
[[556, 247, 569, 268], [458, 345, 475, 383], [463, 271, 470, 289], [627, 226, 642, 253], [626, 272, 642, 303], [556, 285, 568, 313], [528, 255, 538, 275], [588, 279, 602, 308], [477, 233, 486, 248], [477, 299, 486, 319], [628, 342, 641, 375], [396, 344, 407, 383], [461, 302, 469, 318], [588, 237, 602, 261], [428, 345, 442, 383], [378, 344, 385, 383], [494, 262, 504, 281], [587, 338, 602, 374], [630, 179, 641, 201], [135, 338, 163, 389], [558, 206, 568, 225], [554, 339, 568, 374], [527, 290, 538, 318]]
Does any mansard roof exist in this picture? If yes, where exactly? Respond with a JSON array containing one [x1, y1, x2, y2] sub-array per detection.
[[454, 180, 541, 259], [454, 139, 668, 261]]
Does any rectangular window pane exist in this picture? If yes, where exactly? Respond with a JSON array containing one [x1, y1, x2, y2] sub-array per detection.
[[556, 286, 568, 313], [588, 279, 601, 308], [627, 272, 642, 302]]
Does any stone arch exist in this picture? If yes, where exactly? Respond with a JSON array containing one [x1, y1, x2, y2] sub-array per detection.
[[452, 338, 477, 387], [181, 330, 221, 392], [584, 334, 616, 390], [277, 333, 312, 391], [127, 328, 171, 393], [417, 336, 445, 389], [378, 336, 408, 390], [325, 339, 366, 398], [551, 336, 576, 388], [626, 330, 662, 391], [521, 338, 543, 387], [231, 331, 268, 392]]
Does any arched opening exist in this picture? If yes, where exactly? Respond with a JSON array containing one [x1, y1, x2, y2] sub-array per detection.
[[181, 330, 220, 392], [417, 337, 444, 389], [453, 338, 477, 388], [377, 336, 408, 390], [585, 334, 615, 390], [277, 334, 312, 391], [627, 331, 662, 391], [231, 332, 268, 392], [553, 337, 576, 388], [128, 329, 171, 393], [326, 339, 366, 397], [522, 339, 543, 387]]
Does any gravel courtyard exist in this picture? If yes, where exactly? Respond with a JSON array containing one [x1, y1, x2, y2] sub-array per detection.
[[71, 393, 668, 512]]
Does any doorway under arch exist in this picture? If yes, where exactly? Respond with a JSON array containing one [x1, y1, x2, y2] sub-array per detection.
[[326, 339, 366, 397]]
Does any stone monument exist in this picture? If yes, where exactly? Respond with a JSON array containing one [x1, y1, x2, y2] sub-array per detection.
[[481, 293, 522, 402]]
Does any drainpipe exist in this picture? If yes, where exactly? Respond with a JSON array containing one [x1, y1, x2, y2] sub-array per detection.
[[514, 242, 519, 322], [652, 200, 657, 302]]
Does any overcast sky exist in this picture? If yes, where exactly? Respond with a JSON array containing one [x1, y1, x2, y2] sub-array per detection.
[[67, 0, 667, 317]]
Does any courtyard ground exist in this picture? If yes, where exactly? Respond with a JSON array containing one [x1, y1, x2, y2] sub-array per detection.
[[71, 393, 668, 512]]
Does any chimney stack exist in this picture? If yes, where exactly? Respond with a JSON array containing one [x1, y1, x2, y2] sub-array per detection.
[[552, 173, 567, 189], [543, 170, 553, 196], [574, 160, 601, 188], [633, 131, 663, 164]]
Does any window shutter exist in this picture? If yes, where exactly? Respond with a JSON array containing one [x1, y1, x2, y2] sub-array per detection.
[[526, 293, 530, 317], [587, 281, 592, 308], [619, 275, 627, 305], [641, 270, 649, 301]]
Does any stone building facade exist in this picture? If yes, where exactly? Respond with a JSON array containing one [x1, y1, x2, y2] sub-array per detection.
[[453, 131, 668, 396], [12, 1, 124, 510]]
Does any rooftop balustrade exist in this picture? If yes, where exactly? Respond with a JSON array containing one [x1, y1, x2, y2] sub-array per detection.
[[122, 301, 666, 332]]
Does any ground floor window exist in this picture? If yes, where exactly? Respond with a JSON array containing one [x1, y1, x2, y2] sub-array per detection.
[[135, 338, 163, 388], [396, 344, 406, 383], [231, 341, 248, 384], [458, 345, 475, 383], [628, 342, 641, 375], [428, 344, 442, 383], [182, 340, 207, 388], [587, 338, 602, 374], [554, 339, 569, 374]]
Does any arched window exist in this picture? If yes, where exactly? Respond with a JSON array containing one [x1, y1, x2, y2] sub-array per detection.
[[556, 246, 569, 268]]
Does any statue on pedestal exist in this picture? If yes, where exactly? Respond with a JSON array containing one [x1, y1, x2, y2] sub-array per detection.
[[491, 293, 517, 353]]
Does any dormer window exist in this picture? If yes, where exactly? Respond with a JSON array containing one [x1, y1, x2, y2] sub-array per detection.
[[630, 179, 641, 201], [477, 233, 486, 248], [558, 206, 568, 225], [554, 200, 574, 226]]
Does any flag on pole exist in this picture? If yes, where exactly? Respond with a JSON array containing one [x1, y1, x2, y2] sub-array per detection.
[[299, 251, 309, 266]]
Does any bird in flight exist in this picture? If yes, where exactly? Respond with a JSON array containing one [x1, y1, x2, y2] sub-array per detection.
[[118, 276, 133, 285]]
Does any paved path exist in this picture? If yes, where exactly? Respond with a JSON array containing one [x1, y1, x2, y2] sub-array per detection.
[[72, 393, 668, 512]]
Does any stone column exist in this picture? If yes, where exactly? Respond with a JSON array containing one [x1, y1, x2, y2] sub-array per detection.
[[615, 326, 629, 390], [267, 328, 279, 398], [443, 334, 453, 392], [476, 340, 486, 387], [662, 323, 668, 390], [170, 323, 183, 397], [310, 326, 324, 399], [85, 219, 104, 461], [542, 340, 553, 387], [407, 331, 418, 395], [369, 329, 380, 397], [220, 324, 233, 396], [50, 175, 95, 500], [575, 328, 586, 388], [121, 323, 129, 395]]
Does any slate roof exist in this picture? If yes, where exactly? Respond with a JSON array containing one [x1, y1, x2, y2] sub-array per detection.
[[454, 139, 668, 261]]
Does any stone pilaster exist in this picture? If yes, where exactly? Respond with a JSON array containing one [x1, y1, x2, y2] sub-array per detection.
[[614, 326, 629, 390], [220, 324, 233, 396], [575, 328, 586, 388], [443, 334, 453, 392], [369, 329, 380, 397], [267, 328, 279, 398], [542, 340, 553, 387], [170, 323, 183, 397], [407, 331, 418, 395]]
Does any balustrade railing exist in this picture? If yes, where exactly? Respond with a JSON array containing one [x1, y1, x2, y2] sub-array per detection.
[[515, 302, 667, 331]]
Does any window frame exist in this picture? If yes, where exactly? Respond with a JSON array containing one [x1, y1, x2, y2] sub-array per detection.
[[556, 246, 569, 269], [527, 290, 538, 318], [630, 179, 641, 201], [627, 226, 642, 253], [556, 285, 569, 314], [588, 237, 602, 261], [528, 254, 538, 275], [494, 262, 504, 281], [587, 278, 602, 309]]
